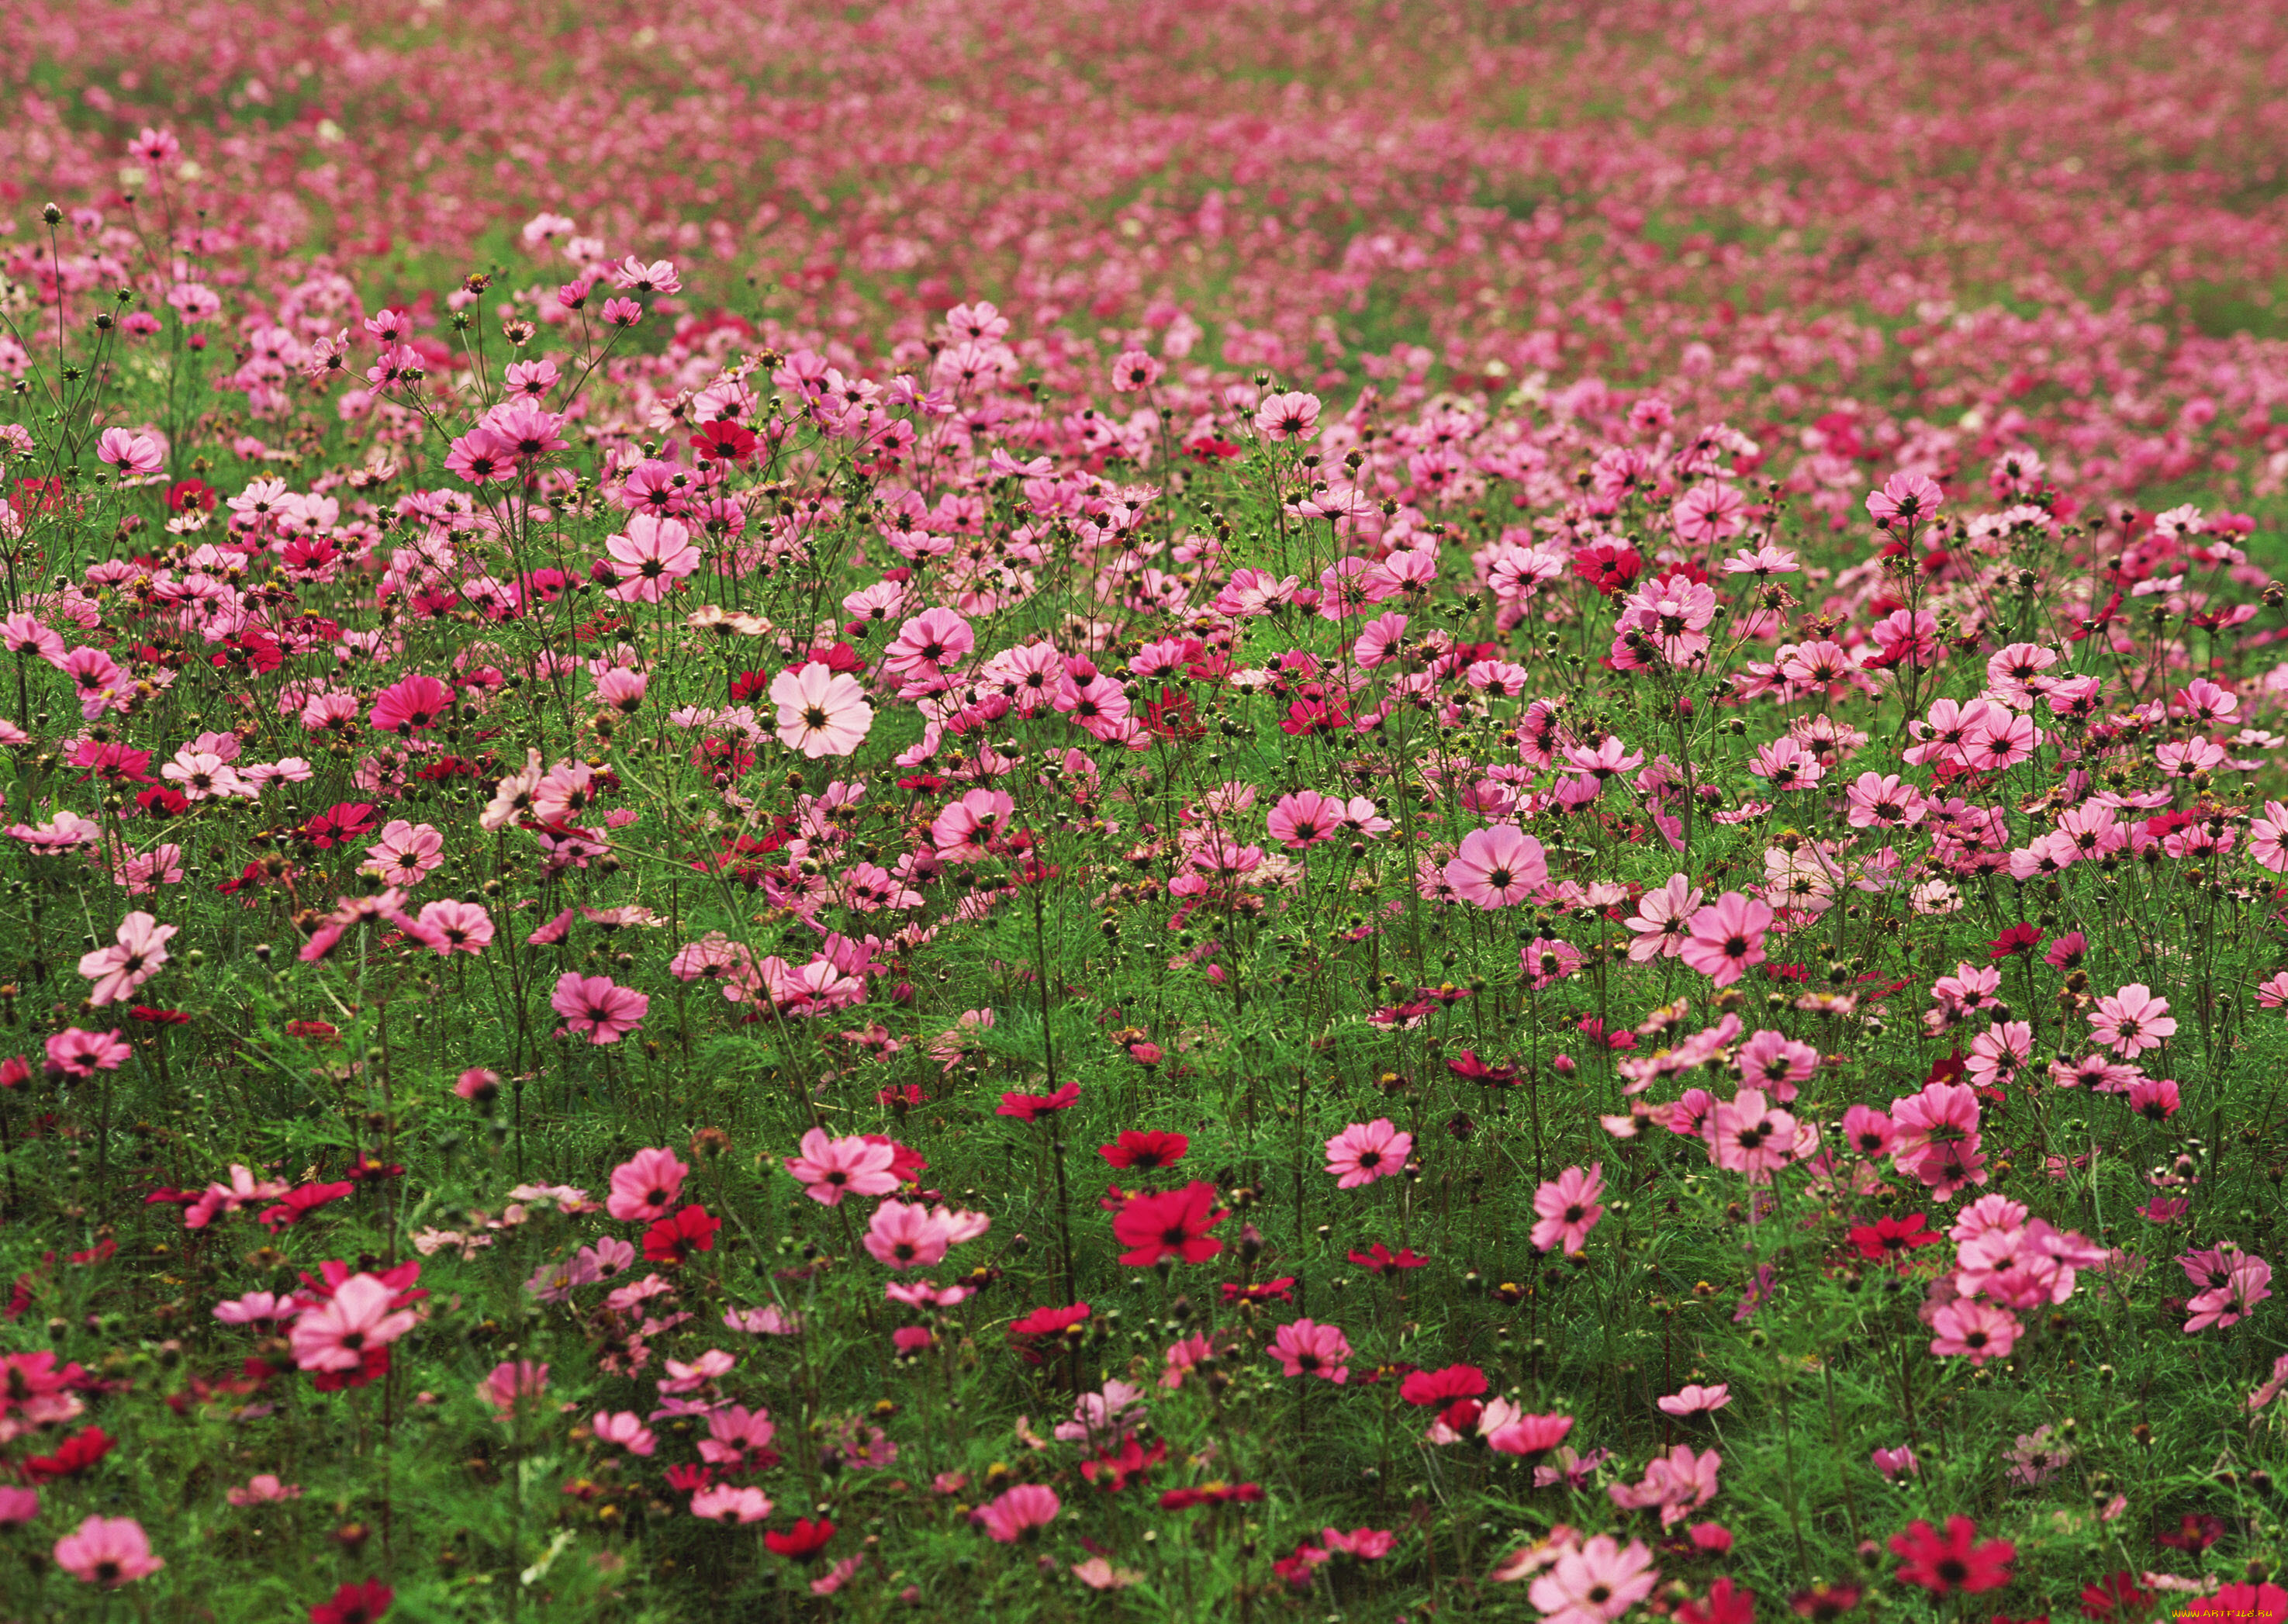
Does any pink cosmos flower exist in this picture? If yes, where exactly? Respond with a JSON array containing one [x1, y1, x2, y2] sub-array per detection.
[[2186, 1252, 2273, 1332], [1608, 1445, 1722, 1529], [593, 1411, 658, 1456], [1655, 1384, 1730, 1416], [1889, 1081, 1985, 1197], [479, 1360, 548, 1414], [409, 899, 493, 955], [1927, 1298, 2018, 1364], [1531, 1164, 1604, 1255], [551, 973, 648, 1043], [784, 1129, 901, 1205], [603, 1149, 687, 1224], [1487, 1411, 1575, 1457], [2089, 983, 2176, 1057], [1253, 391, 1322, 441], [289, 1273, 419, 1372], [366, 820, 444, 887], [1268, 1319, 1352, 1383], [770, 663, 874, 758], [78, 910, 175, 1007], [1865, 471, 1944, 527], [1526, 1533, 1658, 1622], [368, 673, 454, 736], [977, 1484, 1060, 1543], [1325, 1119, 1412, 1188], [53, 1517, 164, 1588], [1678, 892, 1771, 986], [1870, 1446, 1920, 1480], [605, 515, 701, 603], [864, 1201, 952, 1270], [1671, 480, 1747, 544], [884, 607, 976, 684], [44, 1028, 132, 1080], [1266, 790, 1342, 848], [95, 428, 164, 476], [1706, 1089, 1801, 1183], [1443, 824, 1548, 908], [224, 1475, 301, 1506]]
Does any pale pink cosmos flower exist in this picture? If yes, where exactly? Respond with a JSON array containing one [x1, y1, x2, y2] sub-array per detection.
[[771, 663, 874, 758], [1607, 1445, 1721, 1529], [365, 820, 444, 886], [225, 1474, 301, 1506], [977, 1484, 1060, 1543], [95, 428, 164, 477], [551, 972, 648, 1043], [1678, 891, 1771, 986], [1531, 1164, 1604, 1255], [1325, 1119, 1412, 1188], [1266, 790, 1342, 848], [1268, 1318, 1352, 1383], [1526, 1533, 1658, 1622], [1671, 479, 1746, 544], [1443, 825, 1547, 908], [1888, 1080, 1985, 1197], [1623, 874, 1702, 962], [691, 1485, 772, 1524], [604, 515, 701, 603], [53, 1516, 164, 1587], [78, 910, 175, 1007], [1865, 471, 1944, 527], [783, 1129, 900, 1206], [605, 1147, 688, 1222], [1655, 1384, 1730, 1417], [884, 607, 976, 685], [289, 1273, 419, 1372], [2089, 983, 2176, 1057]]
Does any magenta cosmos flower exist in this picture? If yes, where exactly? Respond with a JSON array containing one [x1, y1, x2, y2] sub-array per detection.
[[1443, 825, 1547, 908], [78, 910, 175, 1007], [551, 972, 648, 1043], [1530, 1164, 1604, 1255], [1678, 892, 1771, 986], [53, 1516, 164, 1588], [1268, 1318, 1352, 1383], [784, 1129, 900, 1206], [770, 663, 874, 758], [1325, 1119, 1412, 1188], [2089, 983, 2176, 1057]]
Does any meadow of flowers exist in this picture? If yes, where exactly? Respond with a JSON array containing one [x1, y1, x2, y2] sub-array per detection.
[[2, 0, 2288, 1619]]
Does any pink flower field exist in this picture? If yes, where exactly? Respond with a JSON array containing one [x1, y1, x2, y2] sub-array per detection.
[[1, 0, 2287, 1618]]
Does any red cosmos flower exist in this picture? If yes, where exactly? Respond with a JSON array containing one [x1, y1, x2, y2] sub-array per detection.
[[762, 1518, 835, 1560], [1572, 541, 1644, 596], [2155, 1513, 2223, 1551], [663, 1464, 714, 1493], [1080, 1438, 1166, 1491], [1219, 1277, 1295, 1305], [133, 786, 191, 820], [1098, 1130, 1189, 1170], [644, 1204, 723, 1265], [691, 419, 759, 464], [1277, 696, 1349, 736], [260, 1182, 356, 1232], [1847, 1215, 1942, 1260], [997, 1084, 1080, 1121], [1987, 923, 2043, 960], [1888, 1515, 2014, 1594], [22, 1425, 113, 1482], [1160, 1482, 1264, 1510], [1144, 685, 1206, 740], [309, 1581, 393, 1624], [1788, 1584, 1862, 1619], [1111, 1181, 1228, 1266], [2078, 1571, 2154, 1619], [165, 478, 217, 513], [1348, 1242, 1429, 1277], [1677, 1577, 1756, 1624], [1399, 1365, 1488, 1408], [1184, 436, 1241, 462], [1007, 1302, 1090, 1363], [302, 803, 378, 849], [128, 1007, 191, 1025], [1447, 1049, 1520, 1087]]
